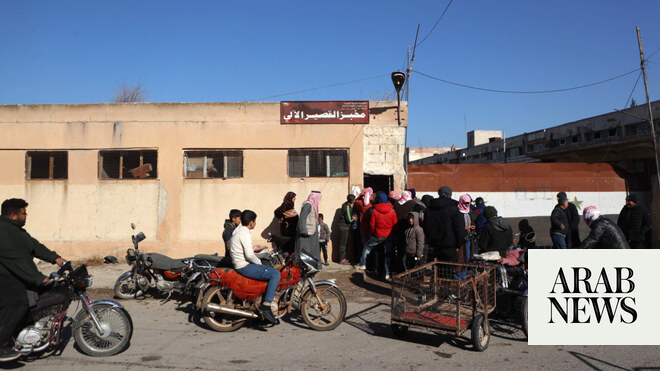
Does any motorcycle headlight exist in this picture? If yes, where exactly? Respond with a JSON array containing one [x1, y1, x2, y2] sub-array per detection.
[[126, 248, 136, 264], [78, 275, 93, 289]]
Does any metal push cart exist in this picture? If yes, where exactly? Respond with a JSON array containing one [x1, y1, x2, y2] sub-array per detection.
[[390, 261, 497, 351]]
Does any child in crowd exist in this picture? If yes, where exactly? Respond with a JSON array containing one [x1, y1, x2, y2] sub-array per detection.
[[318, 213, 331, 265], [223, 209, 242, 257], [404, 211, 424, 270]]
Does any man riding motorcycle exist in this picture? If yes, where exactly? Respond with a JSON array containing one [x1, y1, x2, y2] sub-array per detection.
[[0, 198, 68, 361], [577, 206, 630, 249]]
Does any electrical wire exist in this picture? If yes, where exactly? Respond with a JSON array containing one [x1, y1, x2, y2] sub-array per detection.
[[647, 47, 660, 60], [248, 74, 389, 101], [412, 68, 640, 94], [416, 0, 453, 48]]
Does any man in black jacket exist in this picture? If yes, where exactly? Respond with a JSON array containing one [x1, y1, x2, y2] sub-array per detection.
[[550, 198, 569, 249], [617, 194, 652, 249], [0, 199, 67, 361], [478, 206, 513, 257], [557, 192, 580, 248], [423, 186, 464, 262], [579, 206, 629, 249], [337, 194, 357, 265]]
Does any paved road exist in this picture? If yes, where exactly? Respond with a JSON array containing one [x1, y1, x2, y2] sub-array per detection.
[[9, 262, 660, 370]]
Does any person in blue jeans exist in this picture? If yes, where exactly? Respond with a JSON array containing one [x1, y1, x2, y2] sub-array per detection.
[[229, 210, 280, 324], [356, 193, 398, 280]]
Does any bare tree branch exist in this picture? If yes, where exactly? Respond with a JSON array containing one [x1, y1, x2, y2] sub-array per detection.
[[113, 78, 149, 103]]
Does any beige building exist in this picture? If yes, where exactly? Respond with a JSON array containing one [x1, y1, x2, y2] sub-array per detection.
[[0, 101, 407, 260]]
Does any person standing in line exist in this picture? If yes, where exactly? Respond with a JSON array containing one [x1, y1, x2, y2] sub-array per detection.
[[423, 186, 465, 263], [557, 192, 580, 248], [458, 194, 477, 261], [478, 206, 513, 257], [296, 191, 322, 261], [404, 211, 424, 270], [273, 191, 298, 253], [473, 197, 487, 236], [393, 190, 416, 273], [617, 194, 652, 248], [353, 187, 374, 262], [550, 197, 570, 249], [222, 209, 242, 257], [336, 194, 357, 265], [356, 193, 398, 281], [318, 213, 331, 265]]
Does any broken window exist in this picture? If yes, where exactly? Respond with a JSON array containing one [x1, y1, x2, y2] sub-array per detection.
[[288, 149, 349, 177], [99, 150, 157, 179], [26, 151, 68, 179], [183, 150, 243, 178]]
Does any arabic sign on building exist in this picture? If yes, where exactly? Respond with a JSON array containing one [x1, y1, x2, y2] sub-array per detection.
[[281, 101, 369, 124]]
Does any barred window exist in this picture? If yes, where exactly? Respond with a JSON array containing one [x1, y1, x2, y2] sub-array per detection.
[[288, 149, 348, 177], [99, 150, 157, 179], [26, 151, 68, 179], [184, 150, 243, 178]]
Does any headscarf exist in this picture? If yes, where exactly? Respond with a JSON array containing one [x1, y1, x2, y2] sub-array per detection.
[[406, 188, 417, 199], [583, 206, 601, 227], [388, 191, 401, 201], [458, 194, 472, 214], [360, 187, 373, 206], [282, 191, 296, 209], [398, 190, 412, 205], [306, 191, 322, 217], [438, 186, 452, 198]]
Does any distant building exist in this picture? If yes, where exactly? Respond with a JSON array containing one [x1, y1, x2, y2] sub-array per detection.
[[407, 147, 455, 162]]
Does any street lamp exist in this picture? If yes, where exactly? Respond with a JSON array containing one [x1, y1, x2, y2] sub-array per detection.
[[391, 71, 405, 126]]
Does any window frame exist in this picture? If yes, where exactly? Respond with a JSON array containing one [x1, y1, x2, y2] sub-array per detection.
[[25, 151, 68, 180], [98, 149, 158, 180], [287, 148, 349, 178], [182, 150, 244, 179]]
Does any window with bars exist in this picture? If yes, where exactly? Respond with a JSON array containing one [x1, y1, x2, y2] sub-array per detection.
[[99, 150, 158, 179], [26, 151, 68, 179], [184, 150, 243, 178], [288, 149, 349, 177]]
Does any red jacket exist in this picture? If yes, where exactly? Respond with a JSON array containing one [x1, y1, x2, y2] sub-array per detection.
[[370, 203, 398, 238]]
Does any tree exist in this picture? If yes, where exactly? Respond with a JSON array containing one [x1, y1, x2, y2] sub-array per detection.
[[113, 79, 149, 103]]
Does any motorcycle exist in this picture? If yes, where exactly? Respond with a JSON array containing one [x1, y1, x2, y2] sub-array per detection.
[[196, 251, 347, 332], [13, 261, 133, 358], [114, 225, 231, 301]]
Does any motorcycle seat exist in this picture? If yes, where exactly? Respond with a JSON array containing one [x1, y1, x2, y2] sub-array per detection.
[[194, 254, 233, 268], [148, 252, 188, 271]]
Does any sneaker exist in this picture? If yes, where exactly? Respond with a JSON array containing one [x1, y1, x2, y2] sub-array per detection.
[[447, 294, 458, 301], [339, 259, 351, 265], [323, 261, 330, 266], [0, 346, 19, 362], [355, 265, 366, 271], [258, 304, 279, 325], [385, 275, 391, 281]]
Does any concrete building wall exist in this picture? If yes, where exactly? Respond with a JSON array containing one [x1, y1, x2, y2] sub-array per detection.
[[467, 130, 502, 147], [0, 101, 407, 259]]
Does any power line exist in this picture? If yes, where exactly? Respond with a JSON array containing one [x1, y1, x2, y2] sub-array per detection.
[[416, 0, 453, 48], [249, 74, 389, 101], [412, 68, 640, 94]]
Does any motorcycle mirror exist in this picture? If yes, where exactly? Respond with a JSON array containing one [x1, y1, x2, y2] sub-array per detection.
[[135, 232, 146, 243], [131, 223, 136, 230]]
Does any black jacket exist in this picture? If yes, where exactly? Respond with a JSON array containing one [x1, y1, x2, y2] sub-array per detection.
[[578, 217, 630, 249], [0, 217, 60, 288], [478, 217, 513, 257], [550, 205, 568, 236], [423, 197, 464, 250], [617, 205, 651, 243], [337, 202, 353, 230], [565, 202, 580, 246]]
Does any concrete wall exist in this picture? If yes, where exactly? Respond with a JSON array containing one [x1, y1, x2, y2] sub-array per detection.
[[0, 101, 407, 259]]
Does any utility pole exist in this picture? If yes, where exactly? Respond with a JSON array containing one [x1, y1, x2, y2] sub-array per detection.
[[405, 25, 420, 102], [636, 26, 660, 191]]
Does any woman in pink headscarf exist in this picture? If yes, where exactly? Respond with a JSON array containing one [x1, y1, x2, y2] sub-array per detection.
[[296, 191, 322, 260], [457, 194, 477, 272], [388, 191, 401, 204]]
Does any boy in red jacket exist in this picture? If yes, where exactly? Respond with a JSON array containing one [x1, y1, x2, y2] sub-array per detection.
[[356, 193, 398, 280]]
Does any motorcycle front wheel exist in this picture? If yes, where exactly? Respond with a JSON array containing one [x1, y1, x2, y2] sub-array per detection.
[[300, 284, 347, 331], [114, 272, 145, 299], [73, 303, 133, 357]]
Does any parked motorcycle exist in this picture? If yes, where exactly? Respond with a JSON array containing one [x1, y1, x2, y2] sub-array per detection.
[[196, 251, 347, 332], [114, 225, 231, 301], [14, 261, 133, 358]]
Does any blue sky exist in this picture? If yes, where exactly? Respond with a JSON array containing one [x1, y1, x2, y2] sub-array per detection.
[[2, 1, 659, 148]]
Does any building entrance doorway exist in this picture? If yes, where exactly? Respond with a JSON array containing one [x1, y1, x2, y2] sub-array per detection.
[[364, 174, 393, 194]]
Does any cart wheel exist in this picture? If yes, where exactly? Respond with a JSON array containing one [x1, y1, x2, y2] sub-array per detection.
[[520, 296, 528, 339], [391, 323, 408, 339], [471, 314, 490, 351]]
